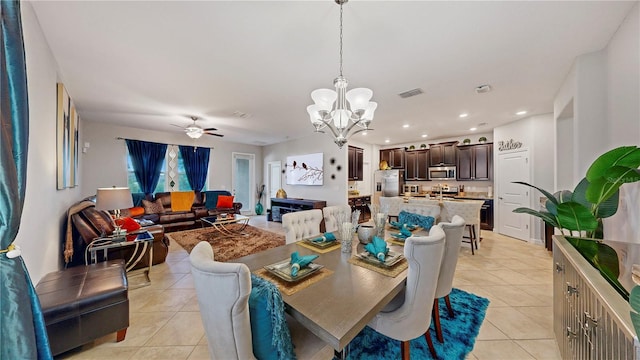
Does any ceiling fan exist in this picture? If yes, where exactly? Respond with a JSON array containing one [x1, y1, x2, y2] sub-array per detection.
[[171, 116, 223, 139]]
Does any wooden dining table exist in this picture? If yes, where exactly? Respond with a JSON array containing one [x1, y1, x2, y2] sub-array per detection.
[[236, 233, 408, 355]]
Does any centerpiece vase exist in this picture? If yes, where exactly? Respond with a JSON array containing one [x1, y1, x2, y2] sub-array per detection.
[[255, 201, 264, 215]]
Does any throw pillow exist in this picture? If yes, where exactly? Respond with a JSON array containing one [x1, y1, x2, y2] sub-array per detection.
[[142, 199, 165, 214], [217, 195, 234, 209], [115, 216, 142, 232], [128, 206, 145, 217], [398, 210, 435, 230]]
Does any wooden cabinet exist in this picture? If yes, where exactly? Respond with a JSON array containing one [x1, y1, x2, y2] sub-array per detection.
[[457, 143, 492, 181], [348, 146, 364, 181], [428, 141, 457, 166], [480, 199, 493, 230], [348, 196, 371, 223], [380, 148, 404, 169], [405, 149, 429, 180], [269, 198, 326, 223]]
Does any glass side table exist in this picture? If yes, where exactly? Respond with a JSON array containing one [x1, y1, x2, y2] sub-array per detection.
[[88, 230, 154, 286]]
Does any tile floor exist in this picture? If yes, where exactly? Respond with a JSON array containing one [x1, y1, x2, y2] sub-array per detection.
[[59, 216, 560, 360]]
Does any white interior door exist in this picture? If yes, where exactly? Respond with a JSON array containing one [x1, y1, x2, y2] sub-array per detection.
[[498, 150, 531, 241], [232, 153, 255, 215], [267, 161, 281, 209]]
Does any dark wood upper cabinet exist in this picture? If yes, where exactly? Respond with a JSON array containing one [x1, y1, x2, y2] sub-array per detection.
[[456, 143, 492, 181], [428, 141, 457, 166], [379, 148, 405, 169], [405, 149, 429, 180], [348, 145, 364, 181]]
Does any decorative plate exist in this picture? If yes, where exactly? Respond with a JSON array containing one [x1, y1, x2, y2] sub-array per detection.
[[390, 233, 408, 240], [264, 259, 324, 282], [388, 223, 419, 231], [356, 250, 404, 268], [302, 235, 338, 249]]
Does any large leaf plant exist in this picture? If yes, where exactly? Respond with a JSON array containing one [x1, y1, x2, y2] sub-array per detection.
[[513, 146, 640, 301]]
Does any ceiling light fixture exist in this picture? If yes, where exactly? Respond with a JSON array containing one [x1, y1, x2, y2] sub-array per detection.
[[306, 0, 376, 149], [402, 124, 409, 128], [186, 117, 203, 139], [516, 110, 527, 115], [459, 113, 468, 118], [385, 139, 390, 143], [421, 134, 428, 138], [469, 127, 477, 131]]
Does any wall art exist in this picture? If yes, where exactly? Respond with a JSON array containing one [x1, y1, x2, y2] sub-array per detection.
[[286, 152, 323, 185]]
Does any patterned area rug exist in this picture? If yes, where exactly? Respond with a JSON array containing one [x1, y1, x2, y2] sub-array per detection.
[[336, 288, 490, 360], [166, 224, 285, 262]]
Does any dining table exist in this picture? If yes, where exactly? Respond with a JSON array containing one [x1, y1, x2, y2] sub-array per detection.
[[236, 226, 419, 356]]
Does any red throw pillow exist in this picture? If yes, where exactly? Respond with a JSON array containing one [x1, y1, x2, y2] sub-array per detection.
[[128, 206, 145, 217], [115, 216, 142, 232], [217, 195, 234, 209]]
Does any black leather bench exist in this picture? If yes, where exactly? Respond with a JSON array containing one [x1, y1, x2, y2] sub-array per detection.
[[36, 260, 129, 356]]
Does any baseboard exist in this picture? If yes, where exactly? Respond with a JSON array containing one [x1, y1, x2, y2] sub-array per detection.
[[528, 238, 544, 246]]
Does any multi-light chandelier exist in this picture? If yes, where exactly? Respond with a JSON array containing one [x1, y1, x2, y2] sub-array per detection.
[[306, 0, 377, 149]]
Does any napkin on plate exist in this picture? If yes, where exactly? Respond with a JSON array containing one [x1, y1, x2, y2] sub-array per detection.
[[395, 227, 413, 239], [290, 251, 319, 277], [311, 232, 336, 243], [364, 236, 389, 262]]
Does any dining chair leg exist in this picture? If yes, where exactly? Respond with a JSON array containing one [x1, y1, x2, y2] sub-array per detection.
[[444, 294, 454, 318], [424, 329, 437, 359], [433, 298, 443, 343], [401, 340, 410, 360]]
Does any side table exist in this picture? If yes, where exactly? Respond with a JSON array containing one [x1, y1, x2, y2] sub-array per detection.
[[88, 230, 154, 286]]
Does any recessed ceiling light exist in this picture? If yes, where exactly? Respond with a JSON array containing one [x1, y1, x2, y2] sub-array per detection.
[[402, 124, 410, 128], [421, 134, 428, 138], [385, 139, 390, 143], [516, 110, 527, 115], [459, 113, 468, 118], [469, 127, 477, 131], [361, 131, 367, 136]]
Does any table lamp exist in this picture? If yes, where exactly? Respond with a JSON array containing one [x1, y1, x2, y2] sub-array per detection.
[[96, 187, 133, 237]]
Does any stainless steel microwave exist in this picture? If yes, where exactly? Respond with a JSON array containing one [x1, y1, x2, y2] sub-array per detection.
[[428, 166, 456, 180]]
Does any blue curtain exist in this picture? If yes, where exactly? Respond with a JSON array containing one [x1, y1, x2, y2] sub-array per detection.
[[1, 2, 53, 359], [125, 139, 167, 195], [179, 145, 210, 192]]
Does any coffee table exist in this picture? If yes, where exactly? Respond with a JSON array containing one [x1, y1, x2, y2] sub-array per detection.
[[201, 214, 250, 234], [87, 230, 154, 286]]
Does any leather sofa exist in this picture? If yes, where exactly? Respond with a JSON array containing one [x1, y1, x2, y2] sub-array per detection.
[[133, 190, 242, 233], [68, 199, 168, 269]]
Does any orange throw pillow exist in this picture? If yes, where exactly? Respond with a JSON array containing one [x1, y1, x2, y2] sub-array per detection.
[[128, 206, 145, 217], [115, 217, 142, 232], [217, 195, 234, 209]]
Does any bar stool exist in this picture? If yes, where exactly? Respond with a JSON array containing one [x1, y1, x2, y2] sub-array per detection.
[[442, 200, 484, 255]]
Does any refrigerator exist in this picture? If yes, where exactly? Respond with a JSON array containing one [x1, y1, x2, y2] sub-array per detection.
[[373, 169, 405, 205]]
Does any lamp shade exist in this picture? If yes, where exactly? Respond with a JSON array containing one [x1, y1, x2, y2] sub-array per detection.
[[345, 88, 373, 112], [96, 187, 133, 211], [311, 89, 337, 112]]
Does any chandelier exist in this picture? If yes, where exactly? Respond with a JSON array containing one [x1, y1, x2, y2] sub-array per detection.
[[306, 0, 377, 149]]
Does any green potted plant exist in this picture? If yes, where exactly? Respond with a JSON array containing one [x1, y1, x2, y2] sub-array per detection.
[[420, 144, 427, 149], [513, 146, 640, 299], [478, 136, 487, 143], [408, 145, 415, 150], [463, 138, 471, 145]]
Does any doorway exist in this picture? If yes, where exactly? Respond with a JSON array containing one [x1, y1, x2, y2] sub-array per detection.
[[267, 161, 282, 209], [497, 149, 531, 241], [232, 153, 255, 215]]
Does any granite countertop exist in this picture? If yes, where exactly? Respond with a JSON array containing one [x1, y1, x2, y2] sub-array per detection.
[[454, 194, 494, 200]]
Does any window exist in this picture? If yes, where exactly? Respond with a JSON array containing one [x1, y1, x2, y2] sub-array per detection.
[[127, 145, 207, 193]]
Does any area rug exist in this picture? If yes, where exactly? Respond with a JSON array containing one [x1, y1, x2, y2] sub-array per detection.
[[336, 288, 489, 360], [166, 224, 285, 262]]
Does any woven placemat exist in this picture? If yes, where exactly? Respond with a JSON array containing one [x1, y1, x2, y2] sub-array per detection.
[[387, 238, 406, 247], [296, 240, 341, 254], [348, 257, 408, 278], [254, 267, 334, 296]]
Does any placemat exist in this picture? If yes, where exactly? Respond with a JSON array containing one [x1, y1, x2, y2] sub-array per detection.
[[387, 238, 406, 247], [296, 240, 341, 254], [254, 267, 334, 296], [348, 256, 408, 278]]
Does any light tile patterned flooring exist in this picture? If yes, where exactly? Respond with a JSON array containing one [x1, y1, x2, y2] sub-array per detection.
[[59, 216, 560, 360]]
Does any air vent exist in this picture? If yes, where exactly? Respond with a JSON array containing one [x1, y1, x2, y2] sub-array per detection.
[[475, 84, 492, 94], [232, 111, 251, 118], [398, 88, 424, 99]]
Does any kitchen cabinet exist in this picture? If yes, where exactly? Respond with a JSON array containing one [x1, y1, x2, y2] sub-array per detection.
[[348, 195, 371, 223], [405, 149, 429, 180], [457, 143, 492, 181], [348, 145, 364, 181], [380, 148, 404, 169], [480, 199, 493, 230], [428, 141, 457, 166]]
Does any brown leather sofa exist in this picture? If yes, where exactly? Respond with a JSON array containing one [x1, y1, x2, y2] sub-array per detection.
[[135, 190, 242, 232], [68, 200, 168, 269]]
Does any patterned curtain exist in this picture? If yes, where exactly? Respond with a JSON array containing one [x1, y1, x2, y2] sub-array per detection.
[[179, 145, 210, 192], [0, 1, 53, 358], [125, 139, 167, 195]]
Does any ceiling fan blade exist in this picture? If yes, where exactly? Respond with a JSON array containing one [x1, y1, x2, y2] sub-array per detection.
[[170, 124, 186, 129], [204, 132, 224, 137], [202, 127, 218, 131]]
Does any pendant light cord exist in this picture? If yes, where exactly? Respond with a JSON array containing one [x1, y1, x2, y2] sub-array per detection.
[[339, 1, 343, 77]]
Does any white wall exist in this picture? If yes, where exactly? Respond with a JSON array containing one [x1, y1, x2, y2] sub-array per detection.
[[18, 3, 84, 282], [263, 134, 347, 206], [81, 120, 263, 202]]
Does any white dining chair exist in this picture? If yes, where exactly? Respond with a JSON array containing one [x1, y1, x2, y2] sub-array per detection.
[[367, 226, 446, 360], [432, 215, 465, 343], [398, 203, 441, 222], [322, 204, 352, 233], [407, 198, 440, 206], [442, 200, 484, 255], [282, 209, 323, 244], [379, 197, 403, 221]]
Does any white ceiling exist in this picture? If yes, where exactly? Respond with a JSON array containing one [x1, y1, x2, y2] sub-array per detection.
[[29, 1, 635, 147]]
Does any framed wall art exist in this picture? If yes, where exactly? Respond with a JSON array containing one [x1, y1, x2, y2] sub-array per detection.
[[286, 152, 323, 186], [57, 83, 79, 189]]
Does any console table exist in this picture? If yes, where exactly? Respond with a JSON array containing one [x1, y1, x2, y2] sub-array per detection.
[[270, 198, 326, 222]]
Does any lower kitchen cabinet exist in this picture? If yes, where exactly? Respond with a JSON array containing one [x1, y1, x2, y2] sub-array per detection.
[[480, 199, 493, 230], [348, 195, 371, 223]]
